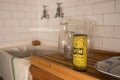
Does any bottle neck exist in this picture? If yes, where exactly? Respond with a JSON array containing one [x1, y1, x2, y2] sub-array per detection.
[[60, 23, 68, 32]]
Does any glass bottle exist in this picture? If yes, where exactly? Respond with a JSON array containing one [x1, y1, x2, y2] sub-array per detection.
[[58, 23, 68, 54], [84, 22, 93, 57], [64, 31, 75, 59]]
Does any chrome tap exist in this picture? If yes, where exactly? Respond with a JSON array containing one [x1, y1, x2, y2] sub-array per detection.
[[41, 5, 49, 19], [55, 3, 64, 18]]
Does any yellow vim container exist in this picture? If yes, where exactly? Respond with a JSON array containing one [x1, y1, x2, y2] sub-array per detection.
[[73, 34, 87, 71]]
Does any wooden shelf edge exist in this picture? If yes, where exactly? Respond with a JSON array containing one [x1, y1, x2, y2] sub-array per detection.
[[30, 55, 100, 80]]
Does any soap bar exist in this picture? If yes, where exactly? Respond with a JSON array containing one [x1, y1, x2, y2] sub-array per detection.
[[32, 40, 41, 46]]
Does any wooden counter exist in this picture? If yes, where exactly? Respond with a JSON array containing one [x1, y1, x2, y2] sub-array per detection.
[[30, 49, 120, 80]]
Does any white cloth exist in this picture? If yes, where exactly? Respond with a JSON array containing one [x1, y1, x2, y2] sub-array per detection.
[[13, 58, 32, 80], [0, 50, 13, 80]]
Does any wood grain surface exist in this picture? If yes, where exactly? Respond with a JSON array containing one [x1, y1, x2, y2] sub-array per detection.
[[30, 49, 120, 80]]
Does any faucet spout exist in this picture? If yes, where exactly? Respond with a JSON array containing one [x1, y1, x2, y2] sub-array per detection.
[[55, 3, 64, 18], [41, 5, 49, 19]]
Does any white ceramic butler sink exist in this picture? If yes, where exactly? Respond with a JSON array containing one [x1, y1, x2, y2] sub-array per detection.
[[95, 56, 120, 79]]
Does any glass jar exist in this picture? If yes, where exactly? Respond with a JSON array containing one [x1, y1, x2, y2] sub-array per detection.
[[85, 23, 93, 57], [76, 22, 93, 57], [58, 23, 68, 54], [64, 31, 75, 59]]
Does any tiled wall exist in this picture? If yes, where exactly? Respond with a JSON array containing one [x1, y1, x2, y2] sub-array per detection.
[[0, 0, 38, 48], [0, 0, 120, 52], [37, 0, 120, 52]]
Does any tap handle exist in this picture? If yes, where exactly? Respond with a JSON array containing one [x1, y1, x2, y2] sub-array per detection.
[[41, 5, 49, 19], [57, 3, 63, 7], [43, 5, 47, 8], [43, 5, 48, 10]]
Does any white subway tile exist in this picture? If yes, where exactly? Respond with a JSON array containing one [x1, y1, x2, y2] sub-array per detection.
[[70, 16, 85, 21], [12, 27, 26, 33], [85, 15, 103, 25], [38, 6, 43, 19], [4, 19, 18, 26], [85, 0, 93, 4], [103, 38, 120, 52], [18, 4, 32, 12], [77, 5, 93, 15], [68, 25, 78, 33], [23, 33, 33, 40], [14, 34, 23, 40], [48, 26, 59, 33], [49, 9, 56, 18], [2, 3, 18, 11], [7, 34, 25, 41], [0, 19, 4, 26], [58, 0, 70, 8], [38, 32, 58, 41], [70, 0, 84, 7], [18, 19, 31, 25], [0, 27, 12, 34], [25, 12, 38, 19], [32, 32, 39, 39], [10, 0, 25, 4], [19, 33, 31, 40], [114, 26, 120, 38], [85, 0, 111, 4], [31, 19, 38, 26], [11, 12, 25, 19], [30, 27, 39, 33], [4, 34, 17, 41], [48, 18, 61, 26], [77, 6, 85, 16], [31, 6, 38, 12], [94, 1, 114, 14], [116, 0, 120, 13], [0, 3, 3, 10], [25, 0, 38, 5], [48, 1, 57, 10], [40, 39, 58, 47], [39, 2, 49, 7], [64, 7, 77, 16], [38, 19, 49, 25], [0, 0, 9, 2], [69, 17, 85, 25], [104, 14, 120, 25], [25, 26, 34, 32], [93, 36, 103, 48], [36, 27, 58, 33], [93, 26, 114, 37], [38, 0, 55, 4], [84, 5, 94, 15], [0, 35, 4, 42], [0, 11, 10, 18], [0, 0, 120, 51], [0, 40, 31, 48]]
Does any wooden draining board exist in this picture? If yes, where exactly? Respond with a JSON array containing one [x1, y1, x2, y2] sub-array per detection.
[[30, 50, 120, 80]]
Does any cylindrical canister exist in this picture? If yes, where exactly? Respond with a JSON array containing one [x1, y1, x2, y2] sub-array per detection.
[[73, 34, 87, 71]]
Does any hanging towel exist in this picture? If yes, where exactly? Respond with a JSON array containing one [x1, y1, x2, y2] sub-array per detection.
[[0, 50, 13, 80], [13, 57, 31, 80]]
